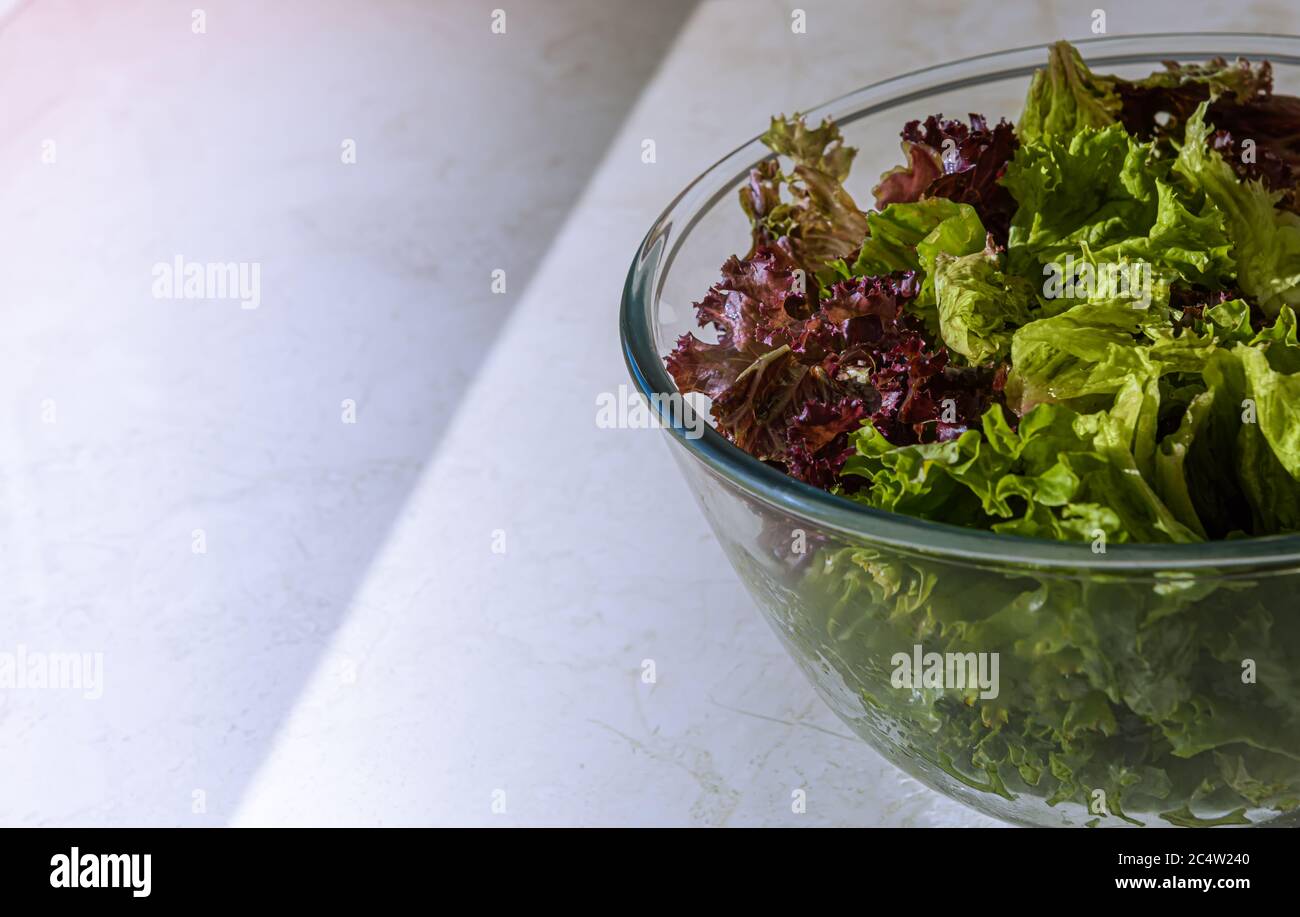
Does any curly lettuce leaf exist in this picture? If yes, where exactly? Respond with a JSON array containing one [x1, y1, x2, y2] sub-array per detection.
[[1019, 40, 1272, 144], [1002, 122, 1234, 289], [1213, 317, 1300, 532], [1174, 103, 1300, 316], [1153, 387, 1216, 538], [850, 200, 988, 330], [792, 537, 1300, 824], [842, 402, 1198, 543], [874, 114, 1021, 244], [1204, 92, 1300, 213], [851, 198, 971, 276], [1120, 56, 1274, 140], [932, 246, 1035, 364], [1004, 297, 1166, 413], [1018, 41, 1122, 144], [742, 115, 870, 281]]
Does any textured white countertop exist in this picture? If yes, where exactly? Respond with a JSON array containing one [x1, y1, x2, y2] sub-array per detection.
[[0, 0, 1291, 826]]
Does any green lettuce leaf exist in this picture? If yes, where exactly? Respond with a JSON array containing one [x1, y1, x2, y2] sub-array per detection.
[[851, 198, 966, 275], [1017, 40, 1122, 144], [1004, 297, 1163, 413], [932, 246, 1035, 364], [1153, 388, 1216, 538], [851, 198, 985, 292], [1173, 104, 1300, 316], [1018, 40, 1271, 145], [1002, 123, 1234, 289], [842, 402, 1199, 544], [744, 115, 871, 281]]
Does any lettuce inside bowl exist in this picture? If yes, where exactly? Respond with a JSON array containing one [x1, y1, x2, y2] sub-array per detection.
[[622, 34, 1300, 826]]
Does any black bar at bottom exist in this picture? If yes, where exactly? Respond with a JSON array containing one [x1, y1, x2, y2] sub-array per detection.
[[0, 826, 1286, 901]]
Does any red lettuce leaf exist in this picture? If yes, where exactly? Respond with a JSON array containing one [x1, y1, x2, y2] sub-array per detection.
[[873, 114, 1020, 244], [666, 255, 1005, 490], [785, 397, 869, 490], [1117, 57, 1273, 140], [1203, 95, 1300, 212], [1115, 58, 1300, 210]]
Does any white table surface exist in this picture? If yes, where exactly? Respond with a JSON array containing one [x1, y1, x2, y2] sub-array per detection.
[[0, 0, 1291, 826]]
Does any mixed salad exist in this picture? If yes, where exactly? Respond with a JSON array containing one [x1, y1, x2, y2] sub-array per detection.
[[668, 41, 1300, 543], [664, 41, 1300, 825]]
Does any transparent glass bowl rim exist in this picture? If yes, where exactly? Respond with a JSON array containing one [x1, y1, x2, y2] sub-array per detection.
[[621, 32, 1300, 572]]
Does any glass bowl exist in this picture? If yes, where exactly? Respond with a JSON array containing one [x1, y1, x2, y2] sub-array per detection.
[[621, 33, 1300, 827]]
